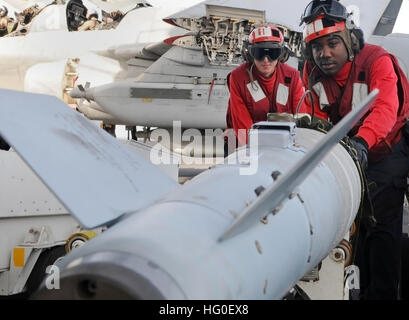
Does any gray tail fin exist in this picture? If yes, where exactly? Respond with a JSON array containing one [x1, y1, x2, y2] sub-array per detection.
[[373, 0, 403, 35]]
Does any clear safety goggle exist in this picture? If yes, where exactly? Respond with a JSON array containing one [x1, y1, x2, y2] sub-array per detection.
[[300, 0, 349, 25]]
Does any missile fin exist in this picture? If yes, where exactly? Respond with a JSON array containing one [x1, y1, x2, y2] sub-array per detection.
[[219, 89, 379, 242], [0, 89, 178, 229]]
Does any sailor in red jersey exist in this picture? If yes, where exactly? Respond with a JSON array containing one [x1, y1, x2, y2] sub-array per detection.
[[226, 24, 307, 146], [301, 0, 409, 299]]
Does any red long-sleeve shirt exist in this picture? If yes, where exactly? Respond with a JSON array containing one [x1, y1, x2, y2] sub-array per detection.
[[303, 55, 399, 149], [229, 66, 307, 145]]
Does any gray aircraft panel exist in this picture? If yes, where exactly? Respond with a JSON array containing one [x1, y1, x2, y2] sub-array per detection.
[[166, 0, 390, 37]]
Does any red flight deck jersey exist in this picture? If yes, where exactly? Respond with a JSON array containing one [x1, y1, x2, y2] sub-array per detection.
[[303, 44, 409, 158], [227, 62, 307, 145]]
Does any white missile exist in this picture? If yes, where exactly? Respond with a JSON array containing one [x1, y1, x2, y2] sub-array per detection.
[[0, 89, 377, 299], [70, 43, 233, 129], [70, 79, 229, 128]]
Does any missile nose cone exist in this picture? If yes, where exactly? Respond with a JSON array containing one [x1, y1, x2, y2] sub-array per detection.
[[32, 251, 185, 299]]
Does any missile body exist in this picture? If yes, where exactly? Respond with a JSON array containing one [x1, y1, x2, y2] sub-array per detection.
[[36, 125, 361, 299], [70, 80, 229, 128], [70, 45, 233, 129], [0, 89, 376, 300]]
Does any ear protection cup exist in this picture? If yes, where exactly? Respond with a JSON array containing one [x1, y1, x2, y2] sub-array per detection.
[[279, 46, 292, 63], [241, 40, 253, 64], [351, 28, 364, 52]]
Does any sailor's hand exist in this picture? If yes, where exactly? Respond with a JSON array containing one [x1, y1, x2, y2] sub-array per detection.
[[310, 117, 333, 132], [294, 114, 311, 128], [350, 136, 369, 171], [295, 114, 333, 132]]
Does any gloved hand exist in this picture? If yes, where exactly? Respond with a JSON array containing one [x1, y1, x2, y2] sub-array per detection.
[[294, 114, 311, 128], [350, 136, 369, 171], [311, 117, 333, 132], [295, 114, 333, 132]]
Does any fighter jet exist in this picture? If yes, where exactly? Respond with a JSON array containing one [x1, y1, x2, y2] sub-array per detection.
[[70, 0, 404, 133], [0, 0, 203, 107]]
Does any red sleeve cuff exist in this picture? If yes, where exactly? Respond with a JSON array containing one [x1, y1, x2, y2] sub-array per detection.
[[356, 127, 377, 149]]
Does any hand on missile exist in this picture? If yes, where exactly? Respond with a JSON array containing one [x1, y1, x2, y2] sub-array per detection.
[[311, 117, 333, 132], [295, 114, 333, 132], [294, 113, 311, 128], [350, 136, 368, 171]]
